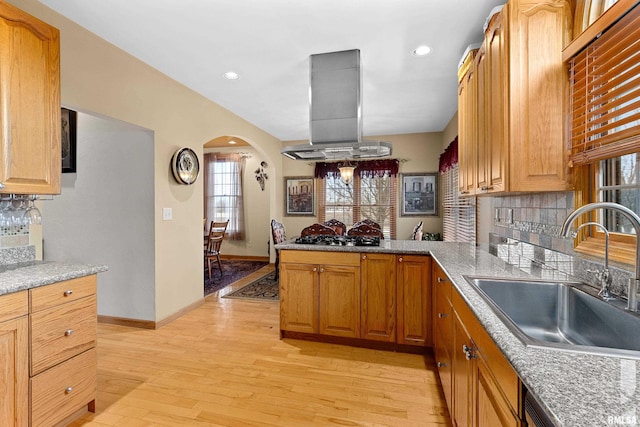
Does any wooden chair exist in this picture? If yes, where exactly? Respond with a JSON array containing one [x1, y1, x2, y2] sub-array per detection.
[[323, 219, 347, 236], [353, 218, 381, 230], [300, 223, 337, 237], [205, 220, 229, 279], [347, 223, 384, 239], [271, 219, 286, 281]]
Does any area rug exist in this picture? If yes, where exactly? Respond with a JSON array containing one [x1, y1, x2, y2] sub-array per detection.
[[204, 260, 269, 296], [222, 271, 279, 301]]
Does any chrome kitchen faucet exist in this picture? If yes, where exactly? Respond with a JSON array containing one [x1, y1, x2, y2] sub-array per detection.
[[560, 202, 640, 312]]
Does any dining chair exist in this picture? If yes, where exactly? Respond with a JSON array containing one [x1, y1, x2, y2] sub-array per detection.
[[353, 218, 381, 230], [347, 223, 384, 239], [323, 219, 347, 236], [300, 223, 337, 237], [271, 219, 286, 281], [204, 219, 229, 279]]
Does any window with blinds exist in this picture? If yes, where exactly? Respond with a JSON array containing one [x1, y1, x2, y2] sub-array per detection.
[[442, 165, 476, 242], [317, 175, 396, 239], [569, 4, 640, 166]]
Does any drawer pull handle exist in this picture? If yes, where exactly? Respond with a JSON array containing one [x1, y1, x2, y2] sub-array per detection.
[[462, 344, 476, 360], [64, 329, 74, 336], [437, 362, 447, 368], [438, 313, 448, 318], [65, 386, 73, 394], [64, 290, 73, 296]]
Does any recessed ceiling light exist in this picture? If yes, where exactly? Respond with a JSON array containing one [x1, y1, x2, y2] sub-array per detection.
[[412, 45, 432, 57], [223, 71, 239, 80]]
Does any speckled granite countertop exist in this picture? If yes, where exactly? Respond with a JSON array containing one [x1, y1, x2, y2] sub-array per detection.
[[0, 261, 108, 296], [276, 240, 640, 427]]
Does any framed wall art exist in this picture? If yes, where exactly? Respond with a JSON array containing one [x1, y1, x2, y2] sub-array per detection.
[[285, 176, 315, 216], [400, 172, 438, 216], [61, 107, 77, 173]]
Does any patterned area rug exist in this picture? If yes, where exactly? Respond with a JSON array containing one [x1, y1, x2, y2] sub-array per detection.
[[204, 260, 269, 296], [222, 271, 279, 301]]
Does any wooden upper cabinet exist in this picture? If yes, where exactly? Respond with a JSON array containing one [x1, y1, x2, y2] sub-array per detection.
[[457, 50, 478, 196], [506, 0, 573, 192], [458, 0, 573, 195], [0, 1, 61, 194]]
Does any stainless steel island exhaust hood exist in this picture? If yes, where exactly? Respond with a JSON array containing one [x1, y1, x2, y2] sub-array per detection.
[[281, 49, 392, 161]]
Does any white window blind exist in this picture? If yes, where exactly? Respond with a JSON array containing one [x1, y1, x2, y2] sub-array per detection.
[[442, 165, 476, 242]]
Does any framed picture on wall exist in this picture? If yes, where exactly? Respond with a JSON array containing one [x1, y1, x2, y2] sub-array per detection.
[[61, 107, 77, 173], [285, 176, 315, 216], [400, 173, 438, 216]]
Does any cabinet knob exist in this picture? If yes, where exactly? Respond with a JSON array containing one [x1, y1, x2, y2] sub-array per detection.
[[437, 362, 447, 368], [398, 257, 403, 263], [437, 277, 447, 283], [65, 386, 73, 394], [320, 268, 324, 273], [64, 329, 74, 336], [312, 267, 317, 272], [362, 255, 367, 260], [438, 312, 448, 318], [462, 344, 476, 360], [64, 290, 73, 296]]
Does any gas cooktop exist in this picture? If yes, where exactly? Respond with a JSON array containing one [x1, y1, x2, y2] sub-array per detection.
[[294, 235, 381, 247]]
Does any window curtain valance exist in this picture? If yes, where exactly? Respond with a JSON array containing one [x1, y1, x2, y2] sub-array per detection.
[[439, 137, 458, 174], [314, 158, 400, 179]]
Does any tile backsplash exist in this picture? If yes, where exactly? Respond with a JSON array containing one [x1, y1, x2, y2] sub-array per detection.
[[0, 225, 33, 264], [489, 191, 633, 298]]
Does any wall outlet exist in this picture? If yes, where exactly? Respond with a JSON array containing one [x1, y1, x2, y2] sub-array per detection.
[[162, 207, 173, 221]]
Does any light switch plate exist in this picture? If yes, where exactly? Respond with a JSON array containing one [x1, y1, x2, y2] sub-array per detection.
[[162, 207, 173, 221]]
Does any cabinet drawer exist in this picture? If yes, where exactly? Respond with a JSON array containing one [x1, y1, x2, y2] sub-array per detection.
[[30, 275, 96, 313], [30, 348, 97, 427], [30, 295, 97, 375], [0, 290, 28, 322]]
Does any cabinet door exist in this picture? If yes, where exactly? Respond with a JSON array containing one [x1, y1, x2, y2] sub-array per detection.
[[507, 0, 572, 192], [0, 316, 29, 427], [279, 263, 319, 334], [0, 2, 60, 194], [319, 264, 361, 338], [361, 253, 396, 342], [474, 356, 520, 427], [474, 45, 489, 193], [457, 66, 477, 196], [433, 266, 453, 410], [485, 10, 507, 193], [397, 255, 432, 346], [453, 312, 474, 427]]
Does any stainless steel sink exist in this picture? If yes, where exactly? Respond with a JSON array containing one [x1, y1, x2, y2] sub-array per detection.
[[463, 276, 640, 359]]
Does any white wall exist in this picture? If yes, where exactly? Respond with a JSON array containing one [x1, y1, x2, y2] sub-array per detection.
[[42, 112, 156, 321]]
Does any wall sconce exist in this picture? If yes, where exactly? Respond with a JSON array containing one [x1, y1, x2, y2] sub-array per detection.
[[338, 161, 356, 186], [255, 161, 268, 191]]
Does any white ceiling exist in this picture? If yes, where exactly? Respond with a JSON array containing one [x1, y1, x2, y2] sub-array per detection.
[[38, 0, 505, 142]]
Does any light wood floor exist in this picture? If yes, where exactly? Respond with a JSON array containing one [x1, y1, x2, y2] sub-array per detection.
[[69, 266, 452, 426]]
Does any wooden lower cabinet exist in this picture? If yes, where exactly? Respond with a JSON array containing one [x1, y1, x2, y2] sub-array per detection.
[[0, 291, 29, 427], [280, 250, 360, 338], [361, 253, 396, 342], [433, 264, 523, 427], [397, 255, 432, 346], [29, 275, 98, 427], [280, 250, 432, 347]]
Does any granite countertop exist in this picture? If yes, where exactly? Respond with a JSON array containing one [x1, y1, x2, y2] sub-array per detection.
[[276, 240, 640, 427], [0, 260, 108, 296]]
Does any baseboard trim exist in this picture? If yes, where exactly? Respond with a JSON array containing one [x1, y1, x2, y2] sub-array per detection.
[[219, 255, 270, 262], [98, 315, 156, 329], [98, 298, 206, 330]]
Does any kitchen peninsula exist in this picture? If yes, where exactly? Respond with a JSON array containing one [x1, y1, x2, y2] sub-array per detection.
[[0, 258, 107, 426], [275, 239, 640, 427]]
